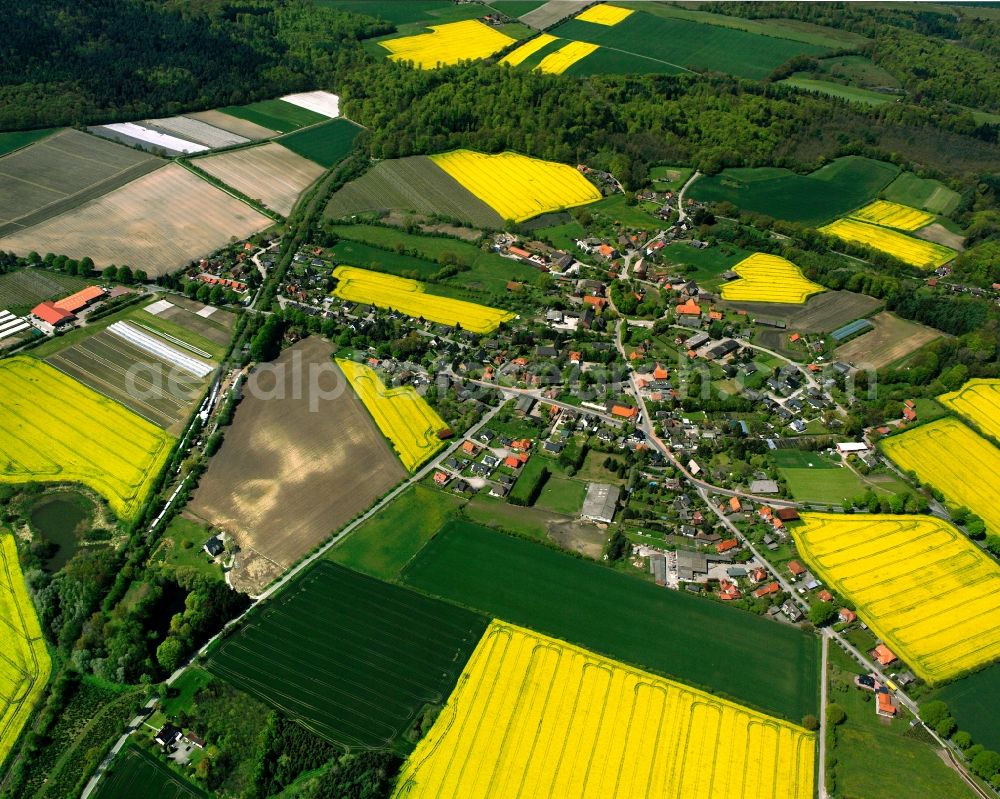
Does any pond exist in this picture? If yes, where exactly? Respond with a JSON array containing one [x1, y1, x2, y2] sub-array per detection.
[[29, 492, 93, 572]]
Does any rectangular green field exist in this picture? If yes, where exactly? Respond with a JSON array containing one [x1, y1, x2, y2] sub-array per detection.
[[92, 743, 207, 799], [325, 484, 465, 580], [215, 100, 327, 135], [277, 118, 361, 168], [780, 78, 894, 107], [690, 156, 900, 226], [881, 171, 962, 216], [206, 562, 488, 751], [934, 663, 1000, 752], [550, 11, 829, 80], [0, 129, 58, 158], [401, 521, 819, 721], [331, 239, 441, 280]]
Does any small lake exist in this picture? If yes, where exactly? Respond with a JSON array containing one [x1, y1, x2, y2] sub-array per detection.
[[29, 492, 93, 572]]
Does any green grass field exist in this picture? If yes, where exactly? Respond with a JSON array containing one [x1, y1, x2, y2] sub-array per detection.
[[534, 476, 585, 515], [774, 451, 910, 504], [92, 743, 207, 799], [533, 218, 585, 250], [207, 562, 487, 751], [331, 239, 441, 280], [781, 78, 895, 106], [277, 118, 361, 168], [881, 172, 962, 216], [806, 54, 902, 89], [401, 521, 819, 721], [217, 99, 327, 134], [562, 47, 687, 77], [328, 224, 545, 292], [550, 10, 829, 80], [0, 128, 58, 158], [691, 156, 900, 225], [618, 2, 869, 49], [934, 663, 1000, 752], [649, 165, 693, 192], [660, 241, 752, 282], [589, 193, 663, 230], [828, 647, 971, 799], [316, 0, 456, 24], [153, 516, 221, 581], [326, 484, 465, 580]]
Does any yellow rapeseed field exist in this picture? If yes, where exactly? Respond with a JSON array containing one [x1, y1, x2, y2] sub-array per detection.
[[882, 417, 1000, 536], [394, 621, 815, 799], [0, 533, 51, 766], [379, 20, 515, 69], [938, 378, 1000, 441], [499, 33, 558, 66], [720, 253, 825, 304], [332, 266, 513, 333], [576, 3, 634, 25], [337, 359, 447, 471], [819, 218, 955, 269], [0, 357, 173, 520], [430, 149, 601, 222], [536, 41, 600, 74], [795, 513, 1000, 684], [850, 199, 934, 231]]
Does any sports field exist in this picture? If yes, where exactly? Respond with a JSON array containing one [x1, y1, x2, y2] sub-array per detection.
[[849, 199, 934, 231], [91, 743, 206, 799], [882, 172, 961, 216], [325, 156, 504, 229], [402, 521, 818, 721], [333, 266, 513, 333], [430, 150, 601, 223], [395, 622, 814, 799], [190, 339, 404, 583], [206, 562, 488, 750], [0, 129, 162, 237], [819, 218, 955, 268], [537, 40, 599, 74], [550, 10, 829, 80], [0, 163, 273, 276], [337, 357, 448, 471], [720, 253, 824, 304], [194, 142, 324, 216], [380, 20, 515, 69], [0, 533, 51, 767], [834, 311, 941, 370], [882, 417, 1000, 535], [797, 513, 1000, 683], [690, 156, 899, 226], [277, 118, 361, 168], [0, 357, 172, 520], [938, 378, 1000, 441]]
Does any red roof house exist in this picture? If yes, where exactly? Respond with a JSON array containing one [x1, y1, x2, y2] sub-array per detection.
[[788, 560, 806, 577], [53, 285, 105, 313], [504, 455, 522, 469], [611, 405, 638, 420], [839, 608, 857, 624], [31, 302, 73, 327], [653, 363, 669, 380], [873, 644, 897, 667], [817, 590, 834, 602], [753, 581, 780, 599], [717, 538, 739, 554], [676, 298, 701, 316]]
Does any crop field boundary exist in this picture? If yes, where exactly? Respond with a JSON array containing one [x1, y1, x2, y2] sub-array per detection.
[[393, 620, 815, 799], [795, 513, 1000, 684], [206, 561, 488, 751]]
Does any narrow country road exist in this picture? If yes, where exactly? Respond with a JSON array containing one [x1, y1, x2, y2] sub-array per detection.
[[818, 631, 830, 799], [676, 170, 701, 222], [81, 403, 505, 799]]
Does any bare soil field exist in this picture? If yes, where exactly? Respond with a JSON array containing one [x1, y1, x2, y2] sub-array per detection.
[[0, 164, 272, 276], [915, 223, 965, 251], [189, 338, 405, 586], [0, 129, 162, 236], [325, 156, 503, 229], [45, 328, 210, 433], [194, 142, 325, 216], [184, 110, 278, 141], [720, 290, 881, 333], [144, 296, 235, 346], [835, 311, 942, 369], [520, 0, 590, 28]]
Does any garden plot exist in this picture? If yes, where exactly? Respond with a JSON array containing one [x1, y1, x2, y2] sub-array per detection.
[[0, 129, 162, 236], [194, 142, 325, 216], [145, 116, 250, 149], [0, 163, 272, 276]]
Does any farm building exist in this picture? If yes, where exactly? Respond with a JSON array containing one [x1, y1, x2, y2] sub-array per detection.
[[30, 302, 74, 331], [53, 285, 106, 314], [581, 482, 620, 524]]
